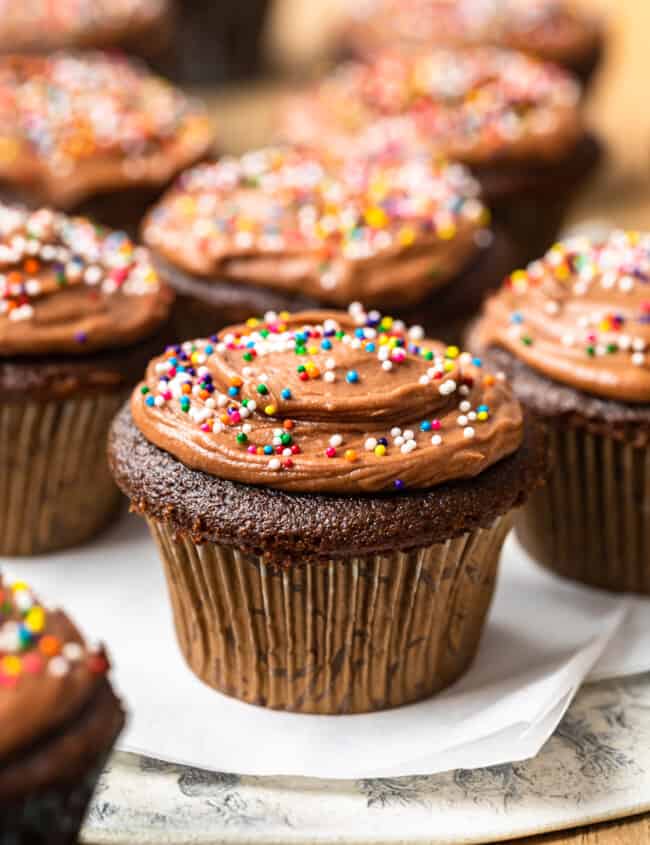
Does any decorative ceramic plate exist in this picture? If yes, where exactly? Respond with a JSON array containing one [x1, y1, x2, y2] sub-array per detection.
[[84, 672, 650, 845]]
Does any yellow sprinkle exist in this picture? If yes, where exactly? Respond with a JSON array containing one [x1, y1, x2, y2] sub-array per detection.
[[11, 581, 28, 592], [398, 226, 416, 246], [438, 222, 457, 240], [364, 206, 389, 228], [308, 345, 318, 355], [264, 405, 277, 416], [444, 361, 454, 372], [374, 444, 387, 457], [1, 656, 21, 676], [246, 318, 260, 328], [555, 264, 570, 280], [381, 316, 393, 329], [446, 346, 459, 359], [344, 449, 357, 462], [25, 607, 45, 633], [477, 411, 488, 421]]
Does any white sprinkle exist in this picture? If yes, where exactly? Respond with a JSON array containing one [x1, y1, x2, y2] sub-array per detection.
[[268, 458, 281, 470], [431, 435, 442, 446], [324, 371, 335, 383], [459, 400, 471, 413], [439, 379, 457, 396], [329, 434, 343, 448], [390, 427, 402, 437], [242, 423, 252, 434], [325, 357, 336, 370], [48, 656, 69, 677], [403, 429, 414, 441], [382, 360, 393, 371], [408, 325, 424, 341], [632, 352, 645, 366], [459, 385, 470, 396], [419, 375, 430, 385], [457, 415, 468, 426], [464, 427, 476, 439], [562, 334, 575, 347], [62, 642, 84, 662], [394, 436, 405, 447], [401, 440, 417, 454], [247, 401, 257, 412], [365, 438, 377, 451], [633, 337, 646, 351], [620, 275, 634, 292], [468, 411, 477, 421]]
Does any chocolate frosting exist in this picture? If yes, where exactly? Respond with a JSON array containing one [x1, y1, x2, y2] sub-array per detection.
[[0, 52, 212, 209], [344, 0, 602, 68], [281, 48, 583, 168], [131, 307, 523, 494], [142, 147, 490, 309], [475, 231, 650, 403], [0, 205, 173, 357], [0, 0, 170, 53], [0, 572, 116, 761]]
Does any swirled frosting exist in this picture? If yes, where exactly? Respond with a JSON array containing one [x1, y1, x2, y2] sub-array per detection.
[[0, 204, 172, 356], [0, 571, 114, 759], [0, 52, 212, 208], [131, 306, 523, 494], [344, 0, 601, 67], [475, 231, 650, 402], [0, 0, 169, 52], [281, 48, 582, 166], [143, 146, 491, 309]]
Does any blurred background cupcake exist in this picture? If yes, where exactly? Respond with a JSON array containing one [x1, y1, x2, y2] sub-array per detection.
[[339, 0, 604, 88], [279, 48, 602, 265], [0, 204, 173, 555], [0, 52, 213, 233], [109, 307, 547, 713], [469, 230, 650, 595], [0, 0, 173, 66], [0, 572, 125, 844], [142, 145, 516, 342]]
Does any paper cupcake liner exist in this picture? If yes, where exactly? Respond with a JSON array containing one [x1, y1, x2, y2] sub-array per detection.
[[0, 752, 109, 845], [147, 514, 512, 714], [0, 394, 125, 556], [516, 420, 650, 594]]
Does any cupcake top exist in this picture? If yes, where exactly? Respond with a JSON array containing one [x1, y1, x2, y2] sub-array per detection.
[[142, 146, 491, 308], [282, 48, 582, 166], [0, 52, 212, 208], [475, 231, 650, 403], [0, 0, 169, 53], [131, 306, 523, 494], [344, 0, 601, 68], [0, 571, 114, 759], [0, 204, 172, 356]]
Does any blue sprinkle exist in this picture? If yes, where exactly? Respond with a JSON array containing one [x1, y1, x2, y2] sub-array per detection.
[[204, 345, 214, 355], [394, 479, 405, 491], [510, 312, 524, 325], [377, 437, 388, 447], [365, 342, 376, 352], [321, 339, 332, 351], [228, 386, 239, 397], [473, 357, 482, 367], [263, 445, 274, 455], [355, 328, 365, 338], [346, 370, 359, 384], [281, 388, 292, 400], [420, 421, 432, 432], [145, 396, 155, 407]]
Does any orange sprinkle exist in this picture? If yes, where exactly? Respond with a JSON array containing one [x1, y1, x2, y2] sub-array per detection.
[[39, 635, 61, 658]]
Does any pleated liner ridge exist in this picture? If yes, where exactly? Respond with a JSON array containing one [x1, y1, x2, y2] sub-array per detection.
[[517, 419, 650, 595], [148, 515, 512, 714], [0, 395, 125, 556]]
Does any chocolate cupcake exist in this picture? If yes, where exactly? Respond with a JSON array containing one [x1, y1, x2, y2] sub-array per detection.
[[142, 146, 518, 343], [280, 48, 602, 262], [172, 0, 271, 84], [342, 0, 604, 87], [470, 230, 650, 595], [0, 52, 213, 233], [0, 204, 173, 555], [109, 307, 547, 713], [0, 1, 172, 65], [0, 571, 125, 843]]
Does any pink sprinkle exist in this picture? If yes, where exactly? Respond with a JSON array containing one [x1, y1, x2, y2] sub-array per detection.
[[326, 447, 336, 458], [432, 419, 441, 430]]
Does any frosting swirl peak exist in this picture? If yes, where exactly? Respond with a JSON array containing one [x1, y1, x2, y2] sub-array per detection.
[[476, 231, 650, 402], [131, 307, 523, 493]]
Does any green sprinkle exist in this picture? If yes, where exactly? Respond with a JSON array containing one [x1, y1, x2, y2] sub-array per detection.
[[256, 383, 268, 395], [236, 432, 248, 444]]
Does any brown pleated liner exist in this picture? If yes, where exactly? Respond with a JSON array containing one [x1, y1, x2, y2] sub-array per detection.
[[516, 419, 650, 595], [0, 394, 125, 556], [147, 514, 512, 714]]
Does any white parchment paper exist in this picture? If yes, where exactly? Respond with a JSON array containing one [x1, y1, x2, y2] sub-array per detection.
[[6, 515, 646, 779]]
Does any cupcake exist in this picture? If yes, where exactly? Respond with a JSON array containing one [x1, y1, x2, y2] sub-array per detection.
[[172, 0, 271, 84], [0, 1, 172, 65], [0, 572, 125, 843], [0, 203, 173, 555], [280, 48, 602, 262], [341, 0, 604, 87], [142, 146, 518, 343], [469, 231, 650, 595], [0, 52, 213, 232], [109, 306, 547, 713]]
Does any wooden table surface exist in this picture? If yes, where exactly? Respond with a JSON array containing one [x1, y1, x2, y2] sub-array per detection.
[[207, 2, 650, 842]]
